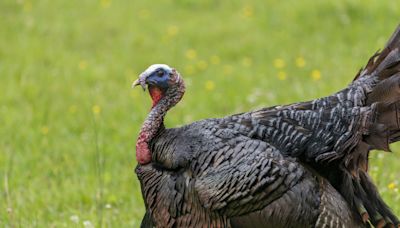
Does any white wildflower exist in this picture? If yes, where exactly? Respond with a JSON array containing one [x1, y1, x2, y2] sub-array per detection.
[[70, 215, 79, 223], [83, 220, 94, 228]]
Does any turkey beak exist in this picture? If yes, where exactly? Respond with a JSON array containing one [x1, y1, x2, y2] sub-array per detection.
[[132, 78, 146, 91]]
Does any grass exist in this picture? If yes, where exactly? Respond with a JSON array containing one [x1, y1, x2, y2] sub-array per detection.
[[1, 0, 399, 226]]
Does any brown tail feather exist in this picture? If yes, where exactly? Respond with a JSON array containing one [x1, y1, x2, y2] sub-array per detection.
[[345, 25, 400, 227], [372, 25, 400, 74], [384, 25, 400, 50], [359, 28, 400, 153], [367, 74, 400, 104], [366, 74, 400, 152]]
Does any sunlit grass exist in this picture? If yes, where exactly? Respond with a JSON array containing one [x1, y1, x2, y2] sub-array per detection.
[[0, 0, 399, 226]]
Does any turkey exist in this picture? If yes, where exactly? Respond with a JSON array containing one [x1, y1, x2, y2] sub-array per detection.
[[133, 26, 400, 228]]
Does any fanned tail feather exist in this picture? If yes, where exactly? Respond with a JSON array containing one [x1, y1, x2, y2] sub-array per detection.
[[343, 25, 400, 227]]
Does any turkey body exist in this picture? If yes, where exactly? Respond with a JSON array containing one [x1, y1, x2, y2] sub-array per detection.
[[138, 118, 365, 227], [135, 26, 400, 228]]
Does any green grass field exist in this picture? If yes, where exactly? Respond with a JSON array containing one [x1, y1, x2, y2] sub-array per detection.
[[1, 0, 399, 227]]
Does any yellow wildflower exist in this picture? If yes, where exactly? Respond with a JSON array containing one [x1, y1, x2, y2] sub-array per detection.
[[100, 0, 111, 8], [241, 5, 253, 18], [295, 57, 306, 68], [210, 55, 220, 65], [311, 70, 321, 81], [167, 25, 179, 37], [23, 1, 32, 12], [273, 58, 285, 69], [41, 126, 49, 135], [185, 49, 197, 60], [278, 71, 287, 80], [197, 60, 208, 70], [388, 182, 396, 190], [241, 57, 253, 67], [69, 105, 77, 114], [223, 65, 233, 75], [205, 80, 215, 91], [92, 105, 101, 115], [79, 60, 87, 70]]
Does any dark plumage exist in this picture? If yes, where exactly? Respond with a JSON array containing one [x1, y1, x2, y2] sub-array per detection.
[[133, 26, 400, 227]]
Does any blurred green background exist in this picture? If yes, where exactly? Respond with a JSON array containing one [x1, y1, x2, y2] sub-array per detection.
[[1, 0, 399, 227]]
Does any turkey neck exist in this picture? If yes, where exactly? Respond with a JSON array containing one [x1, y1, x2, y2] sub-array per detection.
[[136, 76, 185, 165]]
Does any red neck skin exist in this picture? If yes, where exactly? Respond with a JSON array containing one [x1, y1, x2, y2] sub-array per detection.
[[149, 86, 164, 108], [136, 79, 185, 165]]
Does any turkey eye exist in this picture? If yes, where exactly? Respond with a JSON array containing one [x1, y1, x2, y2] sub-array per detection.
[[157, 70, 164, 77]]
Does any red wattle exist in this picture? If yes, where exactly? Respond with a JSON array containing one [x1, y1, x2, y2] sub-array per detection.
[[136, 142, 152, 164], [149, 87, 164, 108]]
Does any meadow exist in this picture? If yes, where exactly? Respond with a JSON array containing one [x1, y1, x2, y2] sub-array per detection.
[[1, 0, 399, 227]]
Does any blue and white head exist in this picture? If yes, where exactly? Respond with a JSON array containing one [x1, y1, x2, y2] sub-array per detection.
[[133, 64, 181, 91], [133, 64, 185, 106]]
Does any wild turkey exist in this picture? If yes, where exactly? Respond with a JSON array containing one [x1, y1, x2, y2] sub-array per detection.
[[133, 26, 400, 228]]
